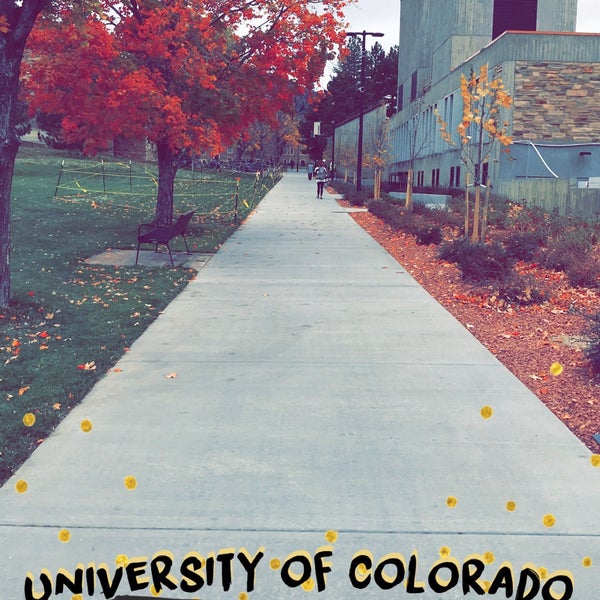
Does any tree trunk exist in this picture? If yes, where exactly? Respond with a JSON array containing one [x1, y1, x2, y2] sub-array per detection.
[[464, 173, 470, 240], [0, 0, 49, 308], [154, 140, 177, 226], [0, 58, 23, 308], [481, 178, 491, 242], [405, 167, 414, 212], [471, 184, 480, 243]]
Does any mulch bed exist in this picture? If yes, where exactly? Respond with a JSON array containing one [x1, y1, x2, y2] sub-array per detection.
[[341, 199, 600, 451]]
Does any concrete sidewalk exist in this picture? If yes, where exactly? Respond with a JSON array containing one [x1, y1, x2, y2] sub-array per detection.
[[1, 172, 599, 599]]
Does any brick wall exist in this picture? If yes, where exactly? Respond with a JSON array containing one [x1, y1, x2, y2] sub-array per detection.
[[512, 61, 600, 141]]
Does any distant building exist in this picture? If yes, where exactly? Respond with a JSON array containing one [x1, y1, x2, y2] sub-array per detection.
[[384, 0, 600, 217]]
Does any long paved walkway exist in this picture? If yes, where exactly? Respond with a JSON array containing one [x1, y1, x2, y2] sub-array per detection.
[[1, 173, 599, 599]]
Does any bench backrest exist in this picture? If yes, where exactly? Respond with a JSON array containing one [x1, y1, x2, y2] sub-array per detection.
[[171, 210, 195, 236]]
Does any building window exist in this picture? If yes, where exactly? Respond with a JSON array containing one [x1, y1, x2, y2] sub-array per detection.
[[450, 166, 455, 188], [432, 168, 440, 187], [493, 0, 537, 39], [398, 84, 403, 112], [455, 166, 461, 188], [482, 162, 489, 185], [417, 170, 424, 187], [410, 71, 418, 102]]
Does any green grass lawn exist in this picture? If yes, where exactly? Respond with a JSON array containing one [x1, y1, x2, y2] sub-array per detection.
[[0, 145, 279, 485]]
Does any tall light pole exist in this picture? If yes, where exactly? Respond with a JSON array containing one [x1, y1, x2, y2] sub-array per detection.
[[346, 30, 384, 192]]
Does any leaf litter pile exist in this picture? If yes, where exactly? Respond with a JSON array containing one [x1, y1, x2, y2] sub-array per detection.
[[343, 201, 600, 452]]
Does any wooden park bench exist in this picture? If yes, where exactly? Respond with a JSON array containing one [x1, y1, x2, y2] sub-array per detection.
[[135, 210, 195, 267]]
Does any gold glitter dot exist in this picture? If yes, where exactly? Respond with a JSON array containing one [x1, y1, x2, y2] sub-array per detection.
[[591, 455, 600, 467], [480, 406, 493, 419], [302, 578, 315, 591], [439, 546, 451, 558], [239, 593, 248, 600], [446, 496, 458, 508], [549, 362, 563, 376], [124, 475, 137, 490], [506, 500, 517, 512], [115, 554, 129, 568], [58, 529, 71, 543], [23, 413, 36, 427], [542, 514, 556, 528], [80, 419, 93, 433], [15, 479, 28, 494], [582, 557, 593, 568], [324, 530, 338, 544], [72, 595, 83, 600], [269, 558, 281, 570], [483, 552, 495, 564]]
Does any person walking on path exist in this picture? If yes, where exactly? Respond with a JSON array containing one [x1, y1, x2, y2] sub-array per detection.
[[315, 162, 327, 198]]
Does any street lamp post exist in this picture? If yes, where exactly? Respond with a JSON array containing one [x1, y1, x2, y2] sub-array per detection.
[[346, 30, 384, 192]]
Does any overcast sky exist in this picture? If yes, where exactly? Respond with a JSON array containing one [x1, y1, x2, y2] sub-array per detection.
[[342, 0, 600, 50]]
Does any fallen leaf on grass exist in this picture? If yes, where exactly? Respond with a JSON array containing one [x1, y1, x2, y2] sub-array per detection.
[[77, 361, 96, 371], [18, 386, 30, 396]]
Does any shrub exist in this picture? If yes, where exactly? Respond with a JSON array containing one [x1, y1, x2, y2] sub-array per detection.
[[584, 312, 600, 375], [415, 226, 443, 246], [496, 273, 549, 306], [368, 199, 420, 234], [437, 238, 471, 264], [504, 231, 546, 262], [440, 241, 515, 284], [542, 229, 594, 272], [565, 259, 600, 289]]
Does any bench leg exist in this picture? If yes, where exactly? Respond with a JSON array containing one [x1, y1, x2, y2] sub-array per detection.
[[135, 243, 141, 266], [166, 243, 174, 267]]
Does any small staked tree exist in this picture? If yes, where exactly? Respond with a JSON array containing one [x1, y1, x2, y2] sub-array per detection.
[[436, 64, 513, 241], [403, 95, 431, 213], [363, 119, 390, 200]]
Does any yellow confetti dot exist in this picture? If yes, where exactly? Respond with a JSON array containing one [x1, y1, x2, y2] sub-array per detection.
[[549, 362, 563, 376], [480, 406, 493, 419], [324, 530, 338, 544], [269, 558, 281, 570], [115, 554, 129, 568], [302, 578, 315, 591], [439, 546, 451, 558], [239, 593, 248, 600], [23, 413, 36, 427], [542, 514, 556, 528], [72, 595, 83, 600], [483, 552, 495, 564], [58, 529, 71, 543], [80, 419, 93, 433], [582, 557, 593, 568], [506, 500, 517, 512], [124, 475, 137, 490], [15, 479, 28, 494], [446, 496, 458, 508], [591, 455, 600, 467]]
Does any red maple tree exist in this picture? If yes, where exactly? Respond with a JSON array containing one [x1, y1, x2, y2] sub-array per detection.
[[25, 0, 350, 224]]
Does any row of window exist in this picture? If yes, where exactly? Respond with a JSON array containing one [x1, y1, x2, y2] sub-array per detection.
[[390, 165, 463, 189]]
